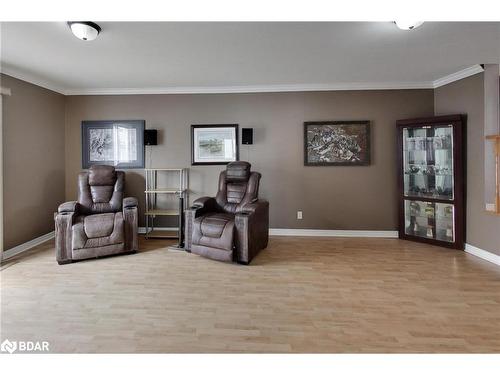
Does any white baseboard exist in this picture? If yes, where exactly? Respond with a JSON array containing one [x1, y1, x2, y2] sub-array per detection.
[[11, 229, 497, 267], [269, 228, 398, 238], [465, 243, 500, 266], [138, 227, 178, 234], [1, 228, 171, 262], [1, 231, 55, 262], [138, 227, 398, 238]]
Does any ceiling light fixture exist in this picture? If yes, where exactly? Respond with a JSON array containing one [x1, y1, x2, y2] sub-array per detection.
[[394, 20, 424, 30], [67, 21, 101, 41]]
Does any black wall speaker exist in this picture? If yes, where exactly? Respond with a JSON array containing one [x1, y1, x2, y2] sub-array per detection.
[[144, 129, 158, 146], [242, 128, 253, 145]]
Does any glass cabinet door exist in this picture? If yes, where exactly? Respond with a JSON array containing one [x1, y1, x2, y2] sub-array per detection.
[[402, 125, 454, 200], [404, 200, 455, 243], [435, 202, 455, 242]]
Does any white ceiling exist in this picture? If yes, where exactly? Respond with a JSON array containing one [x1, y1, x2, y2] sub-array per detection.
[[1, 22, 499, 94]]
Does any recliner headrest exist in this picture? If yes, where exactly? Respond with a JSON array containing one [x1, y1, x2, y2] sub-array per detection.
[[88, 165, 116, 186], [226, 161, 251, 182]]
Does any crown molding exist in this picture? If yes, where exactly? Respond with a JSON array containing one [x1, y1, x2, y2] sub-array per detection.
[[432, 64, 484, 88], [0, 66, 66, 95], [1, 65, 485, 96], [63, 81, 435, 95]]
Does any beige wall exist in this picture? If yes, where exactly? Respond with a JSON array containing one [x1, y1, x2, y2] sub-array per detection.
[[435, 73, 500, 255], [65, 90, 434, 230], [1, 74, 66, 250]]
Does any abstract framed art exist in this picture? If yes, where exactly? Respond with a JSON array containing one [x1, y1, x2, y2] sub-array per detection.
[[304, 121, 371, 166], [81, 120, 145, 169]]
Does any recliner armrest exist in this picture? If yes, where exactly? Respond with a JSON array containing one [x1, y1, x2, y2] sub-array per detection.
[[234, 200, 269, 264], [184, 197, 217, 252], [55, 204, 77, 264], [58, 201, 79, 214], [188, 196, 217, 212], [123, 197, 138, 208], [238, 199, 269, 216], [122, 197, 138, 252]]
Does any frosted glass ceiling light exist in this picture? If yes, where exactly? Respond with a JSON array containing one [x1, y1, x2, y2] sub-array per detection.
[[394, 20, 424, 30], [68, 22, 101, 41]]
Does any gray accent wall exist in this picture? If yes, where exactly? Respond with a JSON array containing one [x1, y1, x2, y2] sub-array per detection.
[[435, 73, 500, 255], [1, 74, 66, 250], [64, 90, 434, 230]]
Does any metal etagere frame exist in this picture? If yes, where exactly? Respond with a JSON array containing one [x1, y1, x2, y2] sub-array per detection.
[[144, 168, 189, 249]]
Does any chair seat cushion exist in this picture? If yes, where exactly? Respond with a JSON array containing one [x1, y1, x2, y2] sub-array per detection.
[[192, 213, 235, 256], [197, 213, 234, 238], [72, 212, 124, 250], [84, 213, 116, 238]]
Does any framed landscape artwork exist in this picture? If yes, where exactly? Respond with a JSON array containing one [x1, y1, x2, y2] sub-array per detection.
[[82, 120, 145, 169], [191, 124, 239, 165], [304, 121, 371, 166]]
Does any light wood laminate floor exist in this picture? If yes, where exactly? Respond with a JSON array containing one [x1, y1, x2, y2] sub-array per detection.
[[1, 236, 500, 353]]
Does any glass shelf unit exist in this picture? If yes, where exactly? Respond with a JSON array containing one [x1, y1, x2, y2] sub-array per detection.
[[144, 168, 189, 249], [397, 115, 465, 249]]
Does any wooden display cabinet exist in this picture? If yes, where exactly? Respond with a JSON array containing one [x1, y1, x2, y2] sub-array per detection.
[[396, 115, 465, 249]]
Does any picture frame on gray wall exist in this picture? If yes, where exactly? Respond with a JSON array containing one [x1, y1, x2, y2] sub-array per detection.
[[191, 124, 239, 165], [304, 121, 371, 166], [81, 120, 145, 169]]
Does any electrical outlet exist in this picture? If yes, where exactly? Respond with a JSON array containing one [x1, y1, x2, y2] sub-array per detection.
[[297, 211, 303, 220]]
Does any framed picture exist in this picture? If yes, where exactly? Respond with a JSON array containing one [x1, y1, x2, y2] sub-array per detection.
[[82, 120, 145, 169], [304, 121, 371, 166], [191, 124, 239, 165]]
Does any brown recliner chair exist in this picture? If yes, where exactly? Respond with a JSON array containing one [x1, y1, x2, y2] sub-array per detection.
[[54, 165, 138, 264], [185, 161, 269, 264]]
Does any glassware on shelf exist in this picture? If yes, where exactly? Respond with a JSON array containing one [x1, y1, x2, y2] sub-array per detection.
[[404, 199, 447, 241], [415, 137, 426, 150], [422, 165, 435, 175], [405, 200, 421, 236], [402, 126, 454, 201], [424, 202, 434, 217], [434, 203, 455, 243], [409, 201, 420, 216], [405, 135, 452, 151], [406, 137, 415, 151], [398, 115, 464, 249]]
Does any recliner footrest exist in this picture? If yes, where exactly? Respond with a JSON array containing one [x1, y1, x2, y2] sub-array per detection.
[[191, 213, 235, 262]]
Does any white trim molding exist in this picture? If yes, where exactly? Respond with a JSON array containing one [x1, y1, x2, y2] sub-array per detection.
[[0, 66, 66, 95], [3, 230, 498, 267], [138, 227, 178, 234], [1, 231, 55, 262], [433, 64, 484, 88], [269, 229, 398, 238], [1, 228, 172, 262], [465, 243, 500, 266], [2, 65, 485, 96], [140, 227, 399, 238], [63, 82, 435, 96]]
